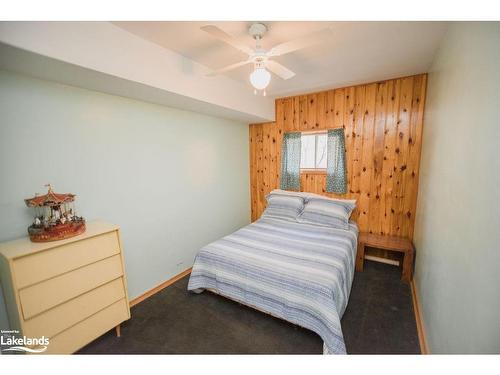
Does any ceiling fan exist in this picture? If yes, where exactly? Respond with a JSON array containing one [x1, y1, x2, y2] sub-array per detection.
[[201, 23, 333, 96]]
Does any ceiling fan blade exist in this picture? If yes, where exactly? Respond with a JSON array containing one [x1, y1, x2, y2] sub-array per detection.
[[206, 60, 252, 76], [266, 60, 296, 80], [201, 25, 254, 56], [268, 28, 334, 57]]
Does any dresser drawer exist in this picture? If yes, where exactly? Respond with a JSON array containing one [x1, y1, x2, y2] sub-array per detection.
[[14, 231, 120, 289], [19, 254, 124, 320], [23, 277, 126, 339], [42, 298, 129, 354]]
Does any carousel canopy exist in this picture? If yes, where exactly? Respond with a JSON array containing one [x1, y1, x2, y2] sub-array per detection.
[[25, 185, 76, 207]]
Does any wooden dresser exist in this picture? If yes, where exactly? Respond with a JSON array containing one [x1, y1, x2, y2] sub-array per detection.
[[0, 221, 130, 354]]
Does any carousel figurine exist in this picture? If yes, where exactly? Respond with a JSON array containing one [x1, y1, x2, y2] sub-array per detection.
[[24, 184, 86, 242]]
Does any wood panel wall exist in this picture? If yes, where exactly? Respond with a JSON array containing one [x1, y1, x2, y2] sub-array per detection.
[[249, 74, 427, 239]]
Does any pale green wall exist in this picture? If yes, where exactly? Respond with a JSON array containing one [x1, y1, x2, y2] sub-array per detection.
[[414, 22, 500, 353], [0, 71, 250, 330]]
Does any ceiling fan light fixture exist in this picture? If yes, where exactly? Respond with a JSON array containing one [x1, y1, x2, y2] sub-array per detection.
[[249, 67, 271, 90]]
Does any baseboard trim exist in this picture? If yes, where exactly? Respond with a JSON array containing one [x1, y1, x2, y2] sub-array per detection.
[[129, 267, 193, 307], [410, 279, 430, 354]]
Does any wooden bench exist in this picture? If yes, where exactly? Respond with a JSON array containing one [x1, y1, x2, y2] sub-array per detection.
[[356, 232, 415, 283]]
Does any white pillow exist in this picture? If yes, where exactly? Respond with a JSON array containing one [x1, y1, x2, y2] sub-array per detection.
[[261, 193, 305, 221], [297, 198, 356, 230]]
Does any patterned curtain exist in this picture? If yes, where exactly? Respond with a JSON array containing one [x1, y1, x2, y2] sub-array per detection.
[[326, 128, 347, 194], [280, 132, 301, 191]]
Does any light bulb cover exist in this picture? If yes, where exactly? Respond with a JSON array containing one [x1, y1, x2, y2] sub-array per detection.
[[249, 68, 271, 90]]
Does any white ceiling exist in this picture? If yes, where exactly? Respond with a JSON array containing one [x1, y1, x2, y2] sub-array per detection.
[[0, 22, 275, 123], [113, 21, 448, 98]]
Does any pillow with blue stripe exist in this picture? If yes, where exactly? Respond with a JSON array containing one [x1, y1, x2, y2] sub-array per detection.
[[297, 197, 356, 230], [261, 193, 305, 221]]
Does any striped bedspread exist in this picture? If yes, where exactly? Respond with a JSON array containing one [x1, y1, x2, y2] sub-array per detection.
[[187, 217, 358, 354]]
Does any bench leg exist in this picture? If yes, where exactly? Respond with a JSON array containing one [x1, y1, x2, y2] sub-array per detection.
[[402, 249, 414, 283], [356, 242, 365, 272]]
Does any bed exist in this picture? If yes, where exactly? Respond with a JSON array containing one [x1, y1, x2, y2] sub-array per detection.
[[187, 214, 359, 354]]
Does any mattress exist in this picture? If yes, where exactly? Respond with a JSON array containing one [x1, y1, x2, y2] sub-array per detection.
[[187, 216, 358, 354]]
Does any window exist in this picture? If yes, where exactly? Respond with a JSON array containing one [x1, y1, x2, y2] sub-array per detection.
[[300, 132, 327, 170]]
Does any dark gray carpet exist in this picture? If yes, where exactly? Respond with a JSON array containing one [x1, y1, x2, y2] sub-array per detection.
[[78, 260, 420, 354]]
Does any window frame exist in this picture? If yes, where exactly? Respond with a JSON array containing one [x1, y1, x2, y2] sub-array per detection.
[[300, 130, 328, 174]]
